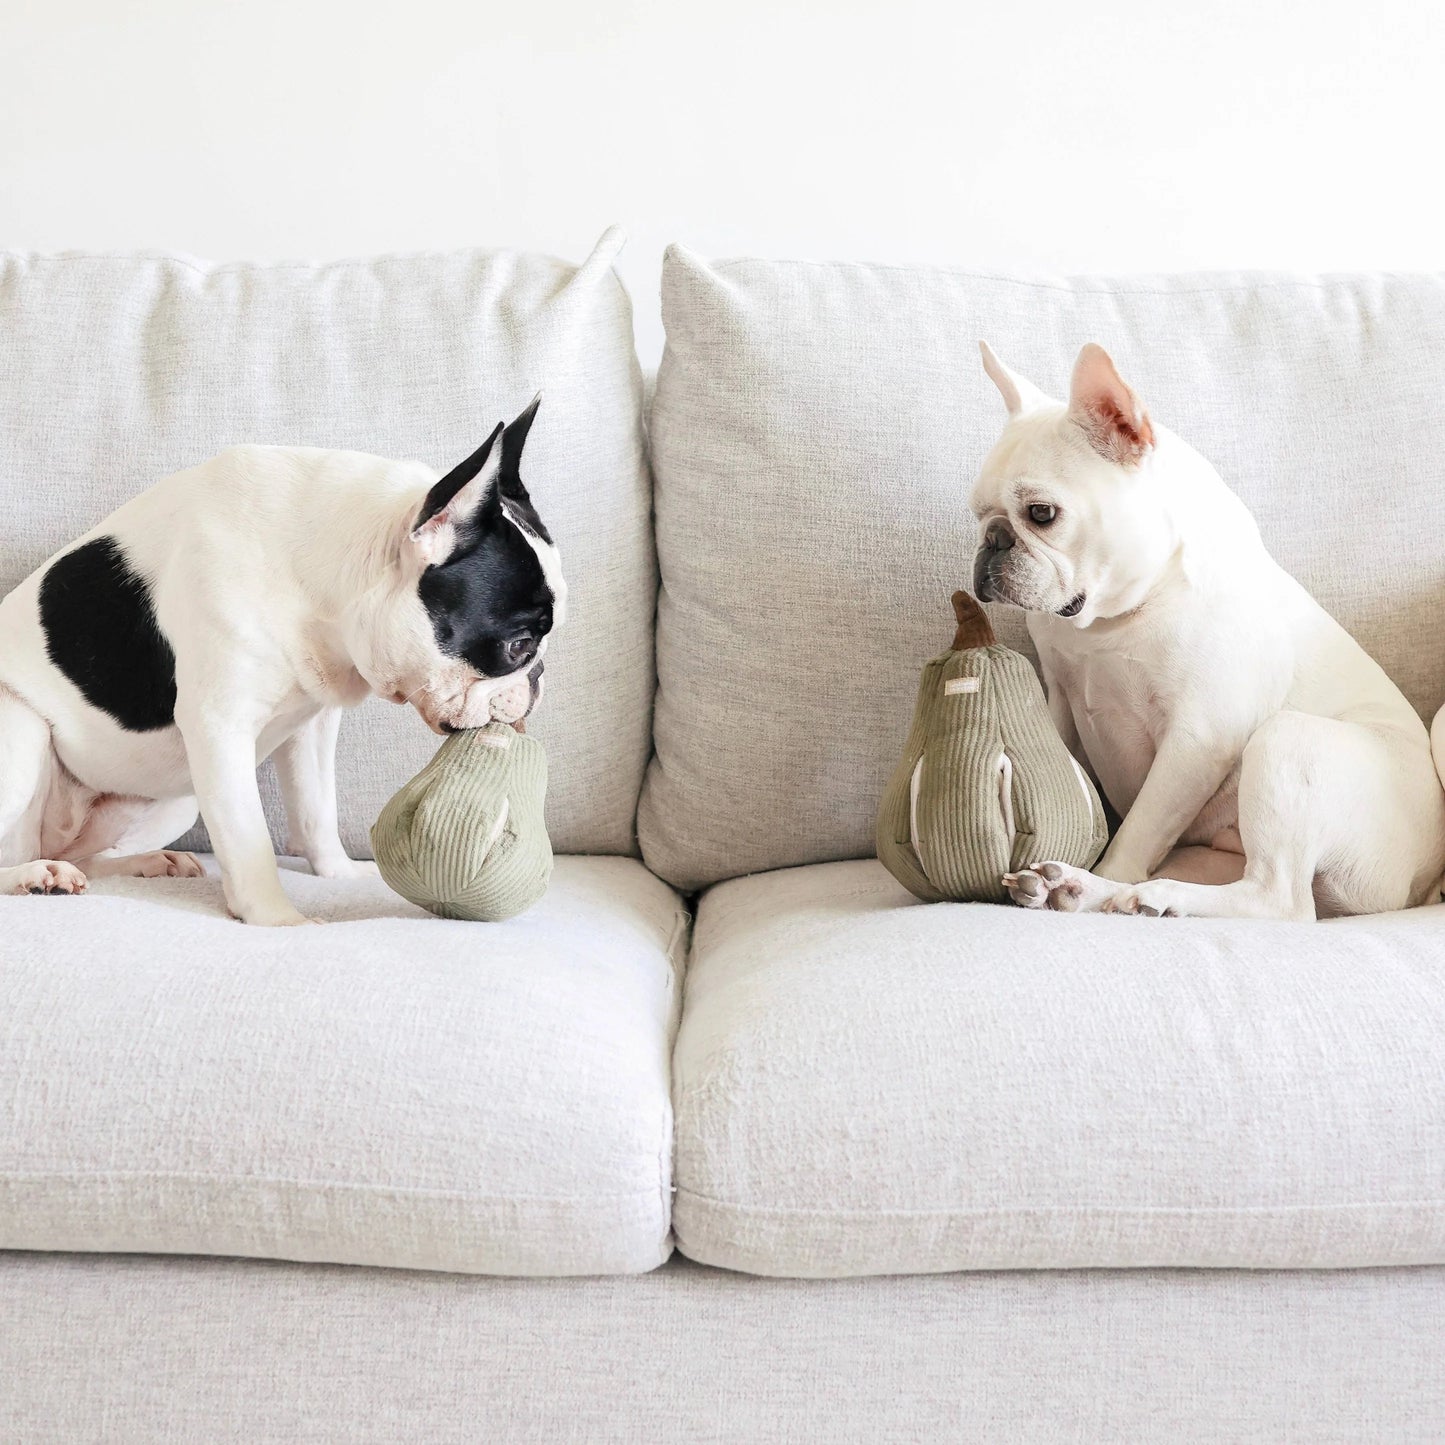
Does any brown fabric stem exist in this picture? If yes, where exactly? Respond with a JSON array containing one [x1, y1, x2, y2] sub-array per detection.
[[951, 590, 997, 650]]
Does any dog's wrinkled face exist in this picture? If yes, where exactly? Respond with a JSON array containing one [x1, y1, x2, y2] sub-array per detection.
[[362, 396, 566, 734], [969, 342, 1169, 628]]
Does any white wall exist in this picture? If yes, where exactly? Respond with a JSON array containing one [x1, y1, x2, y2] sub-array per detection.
[[3, 0, 1443, 363]]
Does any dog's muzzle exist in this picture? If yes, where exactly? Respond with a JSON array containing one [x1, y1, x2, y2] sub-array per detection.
[[973, 518, 1016, 603], [435, 660, 546, 734]]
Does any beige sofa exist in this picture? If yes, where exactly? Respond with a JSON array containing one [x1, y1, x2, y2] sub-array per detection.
[[2, 233, 1443, 1440]]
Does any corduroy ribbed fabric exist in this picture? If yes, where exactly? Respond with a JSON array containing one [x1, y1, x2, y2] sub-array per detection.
[[876, 609, 1107, 903], [372, 722, 553, 921]]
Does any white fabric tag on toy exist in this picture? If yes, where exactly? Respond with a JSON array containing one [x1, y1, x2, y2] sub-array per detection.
[[944, 677, 980, 695]]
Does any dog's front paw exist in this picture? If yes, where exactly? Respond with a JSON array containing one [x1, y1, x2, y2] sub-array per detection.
[[233, 907, 320, 927], [226, 895, 319, 927], [309, 857, 381, 881], [1101, 880, 1181, 917], [223, 865, 319, 924]]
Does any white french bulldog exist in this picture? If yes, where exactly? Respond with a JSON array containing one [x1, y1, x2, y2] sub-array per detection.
[[0, 397, 563, 926], [971, 342, 1445, 920]]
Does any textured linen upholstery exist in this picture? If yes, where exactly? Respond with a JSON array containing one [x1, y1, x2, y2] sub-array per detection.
[[0, 858, 686, 1274], [641, 248, 1445, 889], [672, 860, 1445, 1277], [0, 231, 654, 857], [3, 1254, 1444, 1444]]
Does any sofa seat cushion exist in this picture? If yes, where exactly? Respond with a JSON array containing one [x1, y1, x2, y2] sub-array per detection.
[[672, 860, 1445, 1277], [0, 857, 686, 1276]]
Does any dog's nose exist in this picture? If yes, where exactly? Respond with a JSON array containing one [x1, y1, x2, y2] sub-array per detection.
[[983, 519, 1016, 553]]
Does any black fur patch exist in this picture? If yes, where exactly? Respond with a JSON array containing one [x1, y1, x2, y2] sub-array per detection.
[[419, 397, 557, 676], [419, 522, 553, 678], [415, 420, 505, 534], [499, 396, 553, 544], [39, 536, 177, 732]]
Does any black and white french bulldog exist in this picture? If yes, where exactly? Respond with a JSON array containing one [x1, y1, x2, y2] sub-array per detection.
[[0, 397, 563, 925]]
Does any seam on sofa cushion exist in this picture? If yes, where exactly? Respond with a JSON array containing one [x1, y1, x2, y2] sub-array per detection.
[[3, 1170, 665, 1206], [673, 1187, 1445, 1218]]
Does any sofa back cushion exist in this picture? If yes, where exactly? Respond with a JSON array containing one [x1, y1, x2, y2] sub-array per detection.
[[640, 247, 1445, 890], [0, 230, 653, 856]]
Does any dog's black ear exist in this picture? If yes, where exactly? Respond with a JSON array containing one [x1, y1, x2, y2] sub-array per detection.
[[501, 392, 540, 476], [416, 421, 505, 530], [499, 394, 552, 544], [412, 421, 505, 565]]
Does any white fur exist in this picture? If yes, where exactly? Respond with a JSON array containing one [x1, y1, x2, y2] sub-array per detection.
[[974, 343, 1445, 921], [0, 444, 561, 925], [503, 499, 568, 628]]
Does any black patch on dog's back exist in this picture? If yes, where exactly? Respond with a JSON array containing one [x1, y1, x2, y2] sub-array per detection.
[[39, 536, 178, 732]]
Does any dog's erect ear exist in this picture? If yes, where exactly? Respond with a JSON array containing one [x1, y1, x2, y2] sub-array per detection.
[[501, 392, 540, 481], [498, 393, 552, 544], [1067, 343, 1155, 467], [979, 341, 1049, 417], [411, 421, 506, 566]]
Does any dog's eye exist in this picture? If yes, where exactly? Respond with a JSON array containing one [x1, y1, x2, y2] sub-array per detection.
[[1028, 503, 1057, 526], [504, 636, 536, 667]]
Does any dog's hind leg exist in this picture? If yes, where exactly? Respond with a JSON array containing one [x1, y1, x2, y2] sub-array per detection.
[[1108, 713, 1445, 920], [82, 848, 206, 880], [0, 686, 87, 896], [66, 794, 206, 880]]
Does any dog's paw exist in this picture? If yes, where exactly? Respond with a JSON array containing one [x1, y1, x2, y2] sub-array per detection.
[[10, 860, 88, 896], [1101, 880, 1180, 917], [1002, 861, 1090, 912], [233, 908, 320, 927], [309, 857, 381, 881], [136, 849, 205, 879], [82, 850, 207, 881], [226, 897, 319, 927]]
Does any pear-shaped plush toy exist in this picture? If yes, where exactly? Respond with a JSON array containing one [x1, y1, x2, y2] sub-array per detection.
[[372, 676, 552, 922], [876, 591, 1108, 904]]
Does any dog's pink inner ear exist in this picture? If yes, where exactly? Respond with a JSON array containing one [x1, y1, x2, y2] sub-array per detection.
[[1067, 343, 1155, 467], [411, 511, 457, 568]]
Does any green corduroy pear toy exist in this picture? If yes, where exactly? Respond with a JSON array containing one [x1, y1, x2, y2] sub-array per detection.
[[372, 688, 552, 922], [876, 591, 1108, 904]]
